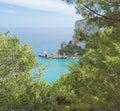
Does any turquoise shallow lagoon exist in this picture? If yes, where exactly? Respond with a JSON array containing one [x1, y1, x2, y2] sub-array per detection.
[[0, 27, 78, 82], [37, 57, 78, 83]]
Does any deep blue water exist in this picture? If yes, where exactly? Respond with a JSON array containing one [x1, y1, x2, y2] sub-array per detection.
[[0, 27, 78, 83]]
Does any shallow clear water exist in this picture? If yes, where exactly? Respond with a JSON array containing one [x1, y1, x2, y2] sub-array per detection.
[[37, 57, 78, 83]]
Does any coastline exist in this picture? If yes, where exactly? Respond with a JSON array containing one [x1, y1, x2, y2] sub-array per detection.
[[38, 52, 79, 59]]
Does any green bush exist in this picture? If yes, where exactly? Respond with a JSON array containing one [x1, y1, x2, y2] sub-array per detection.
[[0, 33, 36, 76]]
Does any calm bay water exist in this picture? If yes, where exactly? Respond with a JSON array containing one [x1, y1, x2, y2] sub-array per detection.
[[0, 27, 78, 83]]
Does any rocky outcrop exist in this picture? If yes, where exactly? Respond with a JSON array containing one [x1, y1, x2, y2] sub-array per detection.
[[38, 19, 94, 59], [75, 19, 87, 30], [61, 41, 67, 49], [38, 19, 105, 59], [69, 19, 87, 49], [70, 19, 103, 49]]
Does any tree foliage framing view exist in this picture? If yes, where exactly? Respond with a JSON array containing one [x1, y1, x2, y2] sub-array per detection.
[[0, 0, 120, 111]]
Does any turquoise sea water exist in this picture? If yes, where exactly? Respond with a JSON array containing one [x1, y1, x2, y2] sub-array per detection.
[[0, 27, 78, 83], [38, 57, 78, 83]]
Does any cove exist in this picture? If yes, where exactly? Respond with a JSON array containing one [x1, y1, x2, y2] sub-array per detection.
[[37, 57, 78, 83]]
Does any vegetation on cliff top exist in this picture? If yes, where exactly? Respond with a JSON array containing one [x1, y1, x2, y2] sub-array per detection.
[[58, 44, 85, 56]]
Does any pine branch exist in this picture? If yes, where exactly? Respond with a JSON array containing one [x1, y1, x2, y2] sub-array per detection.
[[81, 3, 120, 22]]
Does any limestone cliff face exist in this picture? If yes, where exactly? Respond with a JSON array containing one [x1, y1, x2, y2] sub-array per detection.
[[74, 19, 104, 35], [60, 19, 104, 51], [60, 19, 87, 49], [59, 19, 87, 56], [71, 19, 87, 49], [60, 41, 67, 49], [71, 19, 102, 49], [75, 19, 87, 30]]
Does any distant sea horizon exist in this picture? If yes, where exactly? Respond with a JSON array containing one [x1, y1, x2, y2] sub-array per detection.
[[0, 27, 78, 83]]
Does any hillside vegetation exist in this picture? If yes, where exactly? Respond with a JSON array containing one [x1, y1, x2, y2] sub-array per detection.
[[58, 44, 85, 56]]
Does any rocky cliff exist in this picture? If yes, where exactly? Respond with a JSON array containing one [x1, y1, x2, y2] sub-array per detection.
[[71, 19, 87, 49], [39, 19, 88, 59], [75, 19, 87, 30], [58, 19, 87, 57], [71, 18, 103, 49]]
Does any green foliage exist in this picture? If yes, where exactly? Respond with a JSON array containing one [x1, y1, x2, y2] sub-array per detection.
[[0, 74, 56, 111], [0, 33, 57, 111], [58, 45, 85, 56], [60, 0, 120, 110], [0, 33, 37, 76], [81, 26, 120, 75], [0, 0, 120, 110], [58, 25, 120, 111], [65, 0, 120, 27], [55, 69, 120, 111], [74, 28, 85, 41]]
